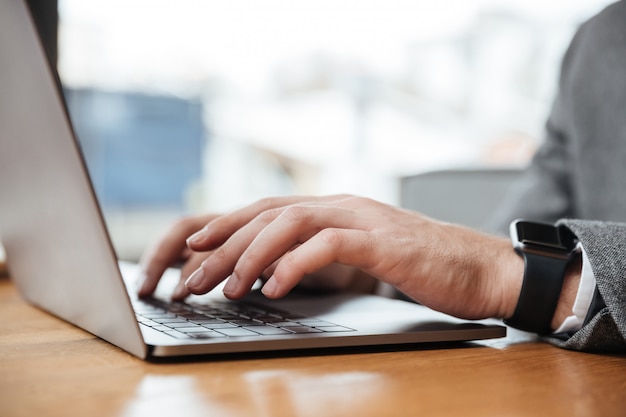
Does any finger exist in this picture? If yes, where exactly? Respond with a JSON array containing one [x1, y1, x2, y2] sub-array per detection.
[[186, 195, 353, 251], [225, 205, 367, 298], [178, 250, 207, 280], [171, 281, 191, 301], [261, 228, 376, 298], [261, 258, 281, 280], [184, 213, 280, 296], [171, 250, 208, 300], [138, 216, 213, 297], [185, 198, 362, 297]]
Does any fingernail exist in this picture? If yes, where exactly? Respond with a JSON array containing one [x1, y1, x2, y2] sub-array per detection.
[[186, 228, 206, 245], [261, 276, 278, 297], [223, 272, 239, 296], [185, 267, 205, 290]]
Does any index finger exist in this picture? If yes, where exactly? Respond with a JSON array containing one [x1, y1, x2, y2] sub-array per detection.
[[138, 215, 215, 297]]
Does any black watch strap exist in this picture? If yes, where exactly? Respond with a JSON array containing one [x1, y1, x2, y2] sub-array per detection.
[[504, 251, 570, 335]]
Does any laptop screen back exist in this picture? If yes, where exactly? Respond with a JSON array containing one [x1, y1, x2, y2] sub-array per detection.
[[0, 0, 146, 358]]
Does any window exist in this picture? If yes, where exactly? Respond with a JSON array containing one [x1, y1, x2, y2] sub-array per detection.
[[58, 0, 613, 259]]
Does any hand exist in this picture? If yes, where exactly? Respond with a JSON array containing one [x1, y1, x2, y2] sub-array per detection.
[[138, 201, 377, 301], [168, 194, 525, 321]]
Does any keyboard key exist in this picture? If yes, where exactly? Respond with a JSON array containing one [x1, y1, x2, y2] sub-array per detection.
[[190, 318, 227, 325], [215, 327, 262, 337], [294, 319, 333, 326], [245, 326, 293, 335], [189, 331, 227, 339], [163, 330, 192, 339], [176, 326, 213, 333], [227, 319, 264, 326], [177, 312, 211, 320], [158, 320, 192, 326], [311, 326, 355, 332], [136, 318, 160, 326], [199, 322, 239, 329], [142, 312, 177, 319], [279, 326, 323, 334], [268, 321, 298, 327], [153, 318, 189, 324]]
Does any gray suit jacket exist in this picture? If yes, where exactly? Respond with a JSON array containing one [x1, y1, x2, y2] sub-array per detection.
[[490, 1, 626, 352]]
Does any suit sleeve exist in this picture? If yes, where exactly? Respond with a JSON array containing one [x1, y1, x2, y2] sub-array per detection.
[[544, 219, 626, 352]]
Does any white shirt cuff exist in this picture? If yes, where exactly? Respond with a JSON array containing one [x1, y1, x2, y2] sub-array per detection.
[[554, 243, 596, 334]]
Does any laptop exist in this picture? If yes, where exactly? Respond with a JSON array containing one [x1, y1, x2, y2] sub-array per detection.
[[0, 0, 505, 359]]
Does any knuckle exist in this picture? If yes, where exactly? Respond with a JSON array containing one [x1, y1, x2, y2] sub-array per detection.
[[209, 246, 230, 263], [277, 252, 303, 278], [318, 228, 344, 248], [336, 194, 366, 207], [257, 196, 281, 212], [332, 193, 356, 205], [280, 205, 311, 223], [238, 246, 261, 266], [256, 207, 281, 225], [281, 252, 299, 270]]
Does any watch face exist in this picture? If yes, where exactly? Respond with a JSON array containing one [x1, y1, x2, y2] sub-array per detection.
[[517, 222, 562, 248], [511, 220, 578, 252]]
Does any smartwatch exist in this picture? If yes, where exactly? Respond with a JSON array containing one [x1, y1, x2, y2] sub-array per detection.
[[504, 220, 579, 334]]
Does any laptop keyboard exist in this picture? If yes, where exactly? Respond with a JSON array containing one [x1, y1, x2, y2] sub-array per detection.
[[134, 297, 355, 339]]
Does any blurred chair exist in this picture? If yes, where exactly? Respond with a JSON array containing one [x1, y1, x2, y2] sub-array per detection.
[[399, 167, 523, 230]]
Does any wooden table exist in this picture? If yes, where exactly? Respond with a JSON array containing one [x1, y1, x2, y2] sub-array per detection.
[[1, 278, 625, 417]]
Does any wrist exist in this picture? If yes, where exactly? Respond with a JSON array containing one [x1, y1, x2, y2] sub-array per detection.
[[501, 248, 582, 331], [498, 243, 525, 321], [503, 220, 580, 334], [550, 253, 582, 331], [467, 234, 523, 321]]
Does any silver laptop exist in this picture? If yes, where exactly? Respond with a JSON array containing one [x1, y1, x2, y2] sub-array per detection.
[[0, 0, 505, 359]]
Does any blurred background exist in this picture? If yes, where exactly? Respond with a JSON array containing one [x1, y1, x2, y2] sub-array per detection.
[[56, 0, 614, 261]]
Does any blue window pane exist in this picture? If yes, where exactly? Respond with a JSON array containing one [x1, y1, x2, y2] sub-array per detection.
[[64, 88, 206, 209]]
